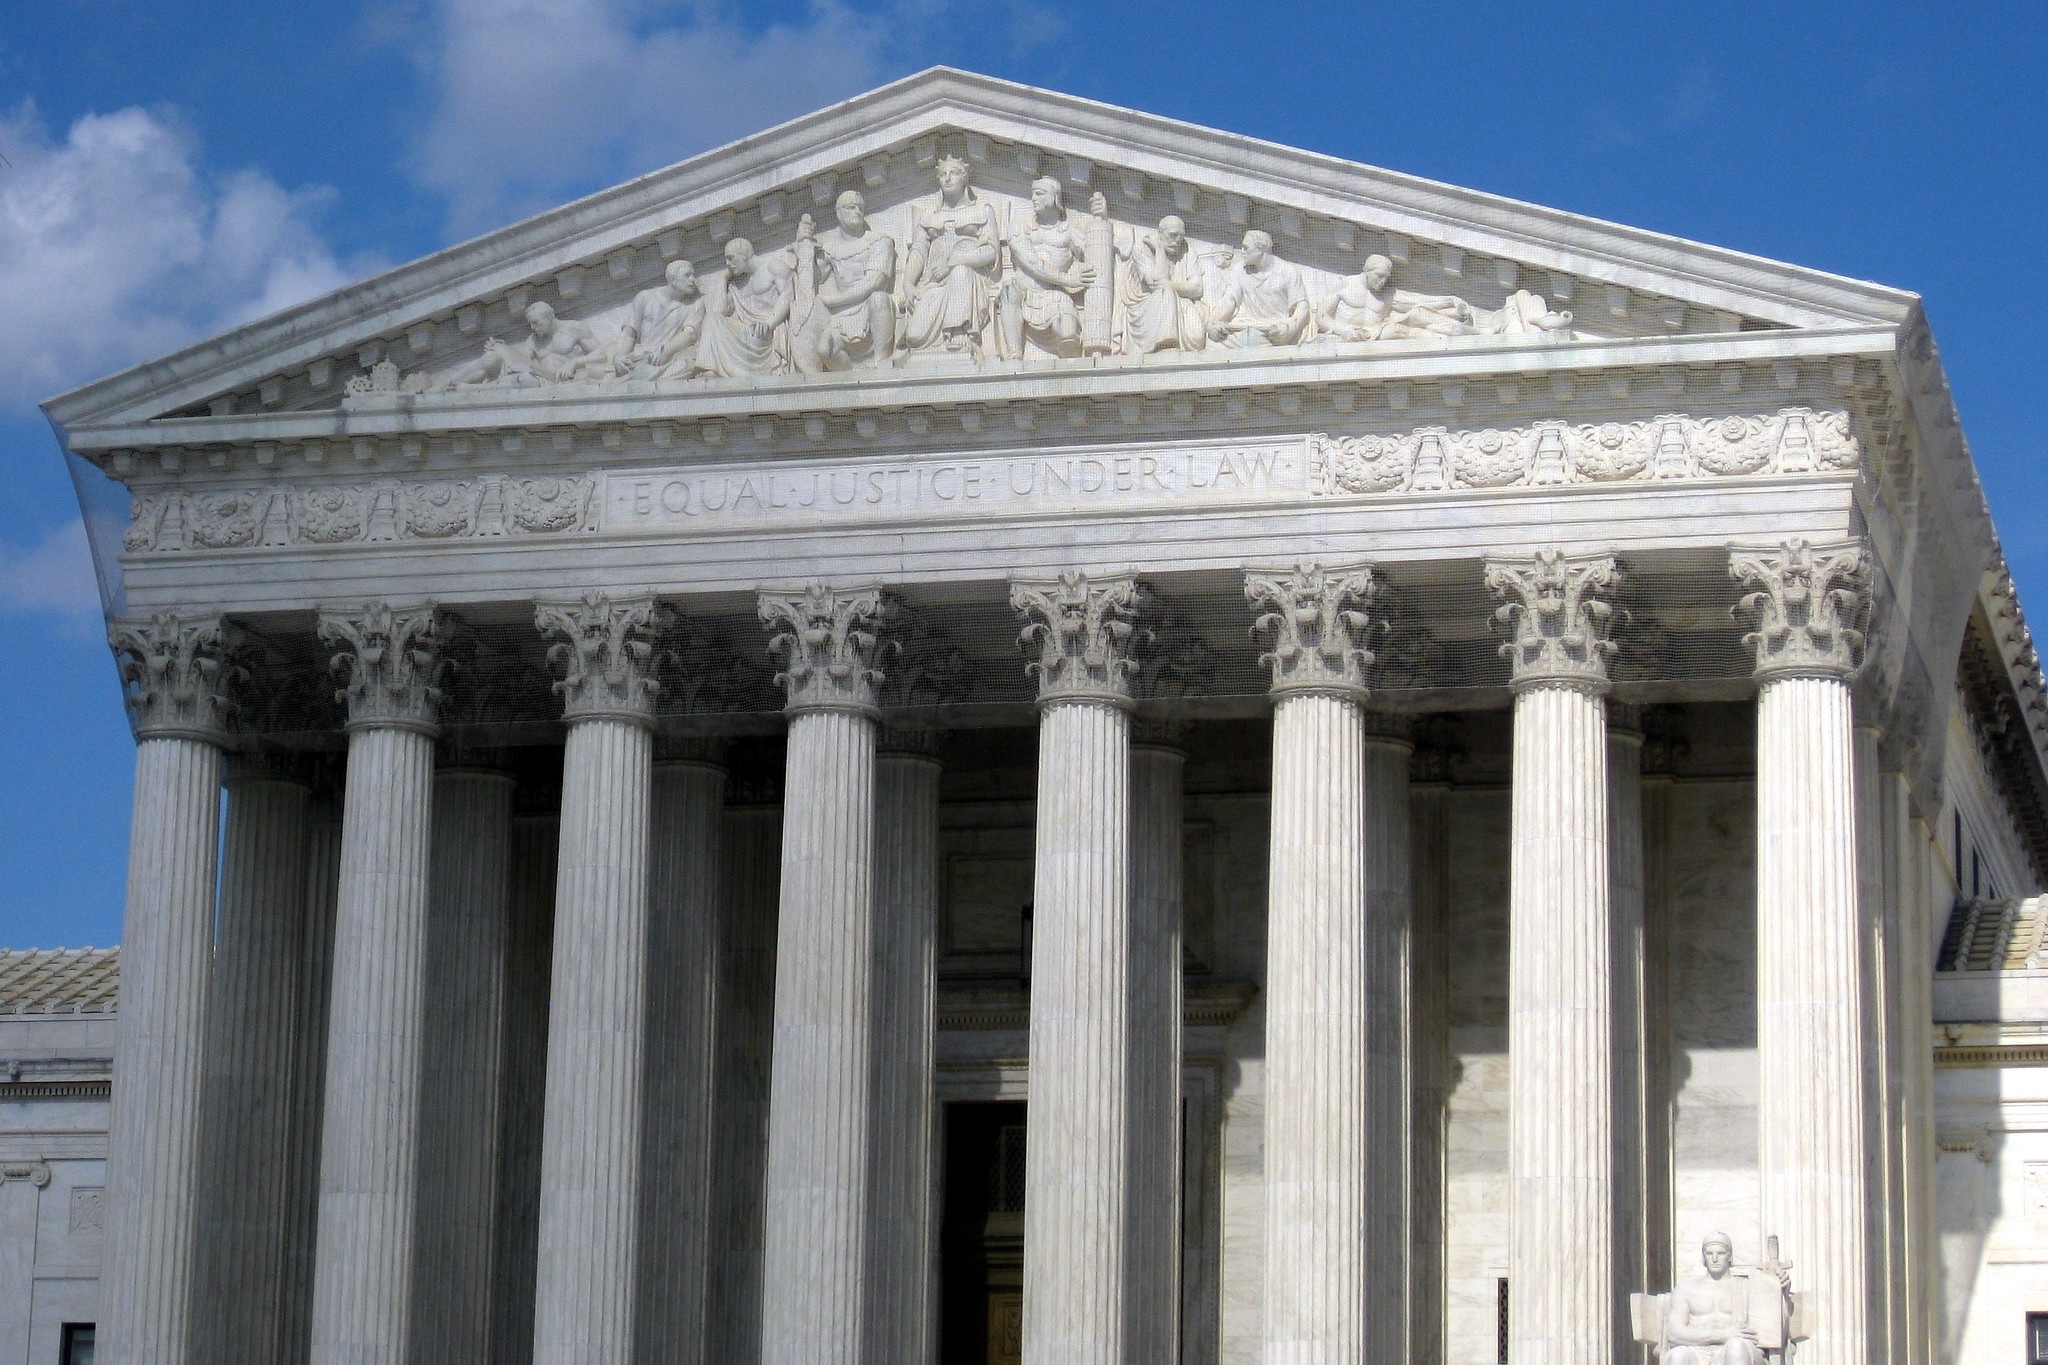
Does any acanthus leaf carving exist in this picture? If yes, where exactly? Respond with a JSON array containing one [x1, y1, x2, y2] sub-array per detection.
[[122, 475, 598, 553], [758, 585, 887, 714], [535, 593, 667, 724], [108, 611, 240, 741], [1011, 571, 1141, 705], [1244, 562, 1378, 699], [1485, 549, 1621, 692], [317, 602, 444, 732], [1729, 538, 1872, 681]]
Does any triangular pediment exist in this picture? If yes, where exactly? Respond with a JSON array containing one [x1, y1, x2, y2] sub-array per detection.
[[46, 67, 1918, 438]]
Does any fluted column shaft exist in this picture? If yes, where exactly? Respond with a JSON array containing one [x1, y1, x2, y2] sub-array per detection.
[[1365, 723, 1414, 1364], [1755, 676, 1871, 1364], [760, 707, 879, 1363], [103, 734, 222, 1365], [1409, 752, 1453, 1365], [867, 738, 943, 1365], [281, 800, 343, 1364], [1129, 737, 1185, 1364], [1263, 692, 1370, 1361], [1022, 697, 1132, 1365], [638, 757, 726, 1365], [489, 812, 558, 1365], [530, 718, 655, 1365], [309, 725, 439, 1365], [414, 768, 517, 1365], [1608, 713, 1647, 1351], [195, 767, 311, 1364], [1507, 684, 1615, 1364]]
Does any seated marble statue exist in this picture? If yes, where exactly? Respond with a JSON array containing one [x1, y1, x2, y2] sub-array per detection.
[[693, 237, 794, 379], [1320, 253, 1573, 343], [440, 301, 609, 389], [1115, 214, 1207, 354], [998, 177, 1097, 360], [1652, 1233, 1790, 1364], [614, 259, 706, 381], [898, 154, 1001, 358], [789, 191, 896, 372], [1203, 230, 1310, 348]]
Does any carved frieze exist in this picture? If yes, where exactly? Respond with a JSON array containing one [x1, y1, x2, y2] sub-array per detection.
[[1244, 563, 1378, 700], [1011, 571, 1141, 706], [125, 475, 599, 553], [1729, 538, 1872, 681], [535, 594, 667, 724], [759, 585, 888, 714], [108, 612, 240, 741], [318, 602, 445, 732], [1486, 549, 1621, 692], [1309, 407, 1857, 496]]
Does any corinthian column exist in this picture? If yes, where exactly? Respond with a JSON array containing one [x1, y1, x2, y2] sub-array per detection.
[[308, 603, 443, 1365], [1732, 539, 1878, 1365], [530, 595, 665, 1365], [1244, 563, 1380, 1361], [101, 613, 234, 1365], [412, 759, 516, 1365], [1484, 548, 1620, 1364], [756, 586, 888, 1365], [1012, 571, 1141, 1365], [867, 728, 942, 1365], [195, 756, 311, 1365], [1129, 723, 1184, 1364]]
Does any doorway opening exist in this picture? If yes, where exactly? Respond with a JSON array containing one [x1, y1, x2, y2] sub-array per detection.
[[939, 1101, 1027, 1365]]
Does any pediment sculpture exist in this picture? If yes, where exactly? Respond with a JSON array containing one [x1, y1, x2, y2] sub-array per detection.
[[1631, 1234, 1807, 1363], [398, 152, 1587, 402]]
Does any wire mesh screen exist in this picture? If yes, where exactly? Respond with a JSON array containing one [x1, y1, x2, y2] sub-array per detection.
[[218, 552, 1770, 749]]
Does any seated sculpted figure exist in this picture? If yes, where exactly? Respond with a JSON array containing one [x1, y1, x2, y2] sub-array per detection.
[[440, 301, 610, 389], [1659, 1233, 1788, 1364], [693, 237, 794, 379], [1320, 253, 1573, 342], [790, 191, 896, 372], [1115, 214, 1206, 354], [614, 259, 706, 381], [998, 177, 1098, 360], [1204, 230, 1311, 348], [897, 154, 1001, 357]]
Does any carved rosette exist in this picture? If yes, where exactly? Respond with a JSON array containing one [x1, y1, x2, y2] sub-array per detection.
[[317, 602, 445, 733], [1244, 563, 1378, 701], [535, 594, 667, 726], [1485, 549, 1621, 693], [108, 612, 239, 741], [758, 585, 887, 715], [1011, 571, 1141, 707], [1730, 538, 1872, 681]]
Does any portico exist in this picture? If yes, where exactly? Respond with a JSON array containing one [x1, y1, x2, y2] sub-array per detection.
[[44, 68, 2031, 1365]]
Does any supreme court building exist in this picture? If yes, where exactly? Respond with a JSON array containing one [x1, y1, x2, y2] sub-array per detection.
[[21, 68, 2048, 1365]]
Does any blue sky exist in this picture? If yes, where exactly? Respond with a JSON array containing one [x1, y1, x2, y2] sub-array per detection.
[[2, 1, 2042, 947]]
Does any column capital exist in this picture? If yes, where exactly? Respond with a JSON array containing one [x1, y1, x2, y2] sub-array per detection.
[[1245, 562, 1377, 702], [1012, 571, 1141, 708], [759, 585, 887, 715], [1729, 538, 1871, 682], [1485, 549, 1620, 694], [536, 593, 667, 727], [318, 601, 444, 734], [109, 611, 239, 742], [878, 725, 946, 760]]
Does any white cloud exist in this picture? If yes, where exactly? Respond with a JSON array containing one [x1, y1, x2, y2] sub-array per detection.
[[0, 103, 373, 409], [0, 518, 101, 625], [409, 0, 896, 236]]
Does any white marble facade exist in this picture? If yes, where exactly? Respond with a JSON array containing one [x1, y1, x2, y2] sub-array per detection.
[[25, 68, 2048, 1365]]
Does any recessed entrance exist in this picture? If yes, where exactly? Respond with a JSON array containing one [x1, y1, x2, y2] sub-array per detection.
[[940, 1101, 1027, 1365]]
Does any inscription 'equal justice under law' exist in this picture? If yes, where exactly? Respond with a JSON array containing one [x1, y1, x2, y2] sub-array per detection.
[[608, 445, 1302, 526]]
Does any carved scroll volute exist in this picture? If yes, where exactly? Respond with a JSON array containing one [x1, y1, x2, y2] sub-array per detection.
[[1485, 548, 1621, 692], [318, 602, 445, 733], [1011, 571, 1142, 706], [1729, 538, 1872, 681], [108, 611, 240, 741], [1244, 562, 1378, 701], [758, 585, 887, 715], [535, 594, 668, 726]]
